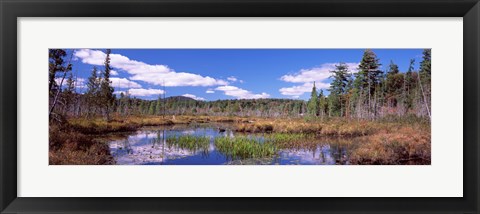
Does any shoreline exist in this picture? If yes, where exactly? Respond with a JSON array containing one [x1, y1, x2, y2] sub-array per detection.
[[49, 115, 431, 165]]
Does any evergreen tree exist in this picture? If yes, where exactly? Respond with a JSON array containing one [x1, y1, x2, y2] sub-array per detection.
[[307, 82, 318, 117], [419, 49, 431, 82], [87, 67, 99, 94], [404, 59, 416, 110], [100, 49, 115, 120], [86, 66, 100, 116], [118, 92, 125, 114], [138, 100, 145, 114], [48, 49, 68, 95], [354, 49, 382, 117], [385, 60, 403, 107], [65, 72, 75, 93], [405, 58, 416, 89], [328, 63, 351, 116], [156, 96, 162, 115], [63, 72, 75, 114], [317, 89, 327, 118], [149, 101, 156, 115], [418, 49, 431, 118], [388, 60, 399, 74]]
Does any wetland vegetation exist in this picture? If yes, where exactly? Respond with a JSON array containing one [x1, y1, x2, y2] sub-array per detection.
[[49, 49, 431, 165]]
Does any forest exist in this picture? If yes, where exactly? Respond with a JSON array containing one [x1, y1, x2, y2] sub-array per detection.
[[50, 49, 431, 120], [49, 49, 431, 165]]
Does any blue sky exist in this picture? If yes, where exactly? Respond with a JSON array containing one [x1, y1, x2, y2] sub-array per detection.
[[62, 49, 424, 101]]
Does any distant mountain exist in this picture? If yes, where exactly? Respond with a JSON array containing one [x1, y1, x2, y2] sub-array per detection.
[[163, 96, 196, 101], [161, 96, 306, 102]]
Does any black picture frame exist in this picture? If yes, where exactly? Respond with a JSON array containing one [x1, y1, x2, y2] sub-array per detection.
[[1, 0, 479, 213]]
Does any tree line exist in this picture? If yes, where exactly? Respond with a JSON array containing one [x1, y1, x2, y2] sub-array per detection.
[[49, 49, 430, 121], [49, 49, 114, 121], [308, 49, 431, 120]]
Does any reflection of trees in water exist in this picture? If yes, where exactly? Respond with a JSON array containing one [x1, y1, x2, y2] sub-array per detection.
[[151, 130, 167, 164], [319, 147, 326, 163], [329, 144, 349, 165], [111, 126, 363, 165], [122, 138, 133, 155]]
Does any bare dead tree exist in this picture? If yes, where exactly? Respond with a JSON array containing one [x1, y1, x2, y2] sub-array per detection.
[[417, 72, 431, 119], [49, 50, 74, 118]]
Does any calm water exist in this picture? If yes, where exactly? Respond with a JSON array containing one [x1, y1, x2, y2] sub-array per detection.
[[106, 124, 351, 165]]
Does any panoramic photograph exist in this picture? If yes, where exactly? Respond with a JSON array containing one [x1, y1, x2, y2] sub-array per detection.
[[49, 49, 431, 165]]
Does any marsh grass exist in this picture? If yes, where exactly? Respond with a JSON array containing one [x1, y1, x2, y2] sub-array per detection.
[[166, 135, 210, 152], [214, 136, 277, 159], [51, 115, 430, 165], [68, 118, 139, 135], [49, 123, 114, 165], [264, 133, 313, 143], [67, 115, 241, 135], [214, 133, 317, 159], [348, 126, 431, 165], [215, 128, 430, 165]]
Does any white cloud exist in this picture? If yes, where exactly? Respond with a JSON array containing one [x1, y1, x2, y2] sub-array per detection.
[[227, 76, 237, 82], [279, 82, 329, 97], [279, 62, 358, 97], [182, 94, 206, 101], [110, 70, 119, 75], [110, 77, 142, 88], [115, 88, 165, 97], [54, 77, 66, 86], [130, 71, 227, 87], [280, 62, 359, 84], [75, 78, 87, 89], [227, 76, 244, 83], [55, 77, 87, 89], [74, 49, 227, 87], [215, 85, 270, 99], [206, 89, 215, 94]]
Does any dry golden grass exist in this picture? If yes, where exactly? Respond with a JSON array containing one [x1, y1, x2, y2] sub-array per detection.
[[231, 118, 382, 136], [67, 115, 244, 134], [229, 116, 430, 164], [349, 126, 431, 164], [68, 118, 139, 134], [52, 115, 430, 165], [50, 115, 241, 164], [49, 124, 114, 165], [49, 142, 113, 165]]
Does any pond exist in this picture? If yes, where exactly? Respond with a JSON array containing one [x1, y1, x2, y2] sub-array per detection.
[[106, 124, 353, 165]]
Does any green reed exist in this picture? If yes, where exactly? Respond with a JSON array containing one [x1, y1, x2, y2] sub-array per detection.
[[214, 136, 276, 159], [166, 135, 210, 152], [263, 133, 313, 143]]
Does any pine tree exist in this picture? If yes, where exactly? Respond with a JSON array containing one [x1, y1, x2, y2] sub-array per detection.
[[149, 101, 156, 115], [385, 60, 403, 107], [65, 72, 75, 93], [48, 49, 73, 118], [156, 96, 162, 115], [404, 59, 416, 111], [388, 60, 399, 74], [138, 100, 145, 114], [307, 82, 318, 117], [100, 49, 115, 120], [63, 72, 75, 115], [418, 49, 431, 118], [354, 49, 382, 118], [118, 92, 125, 114], [317, 89, 327, 118], [419, 49, 431, 82], [86, 66, 100, 116], [48, 49, 68, 95], [328, 63, 351, 117]]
